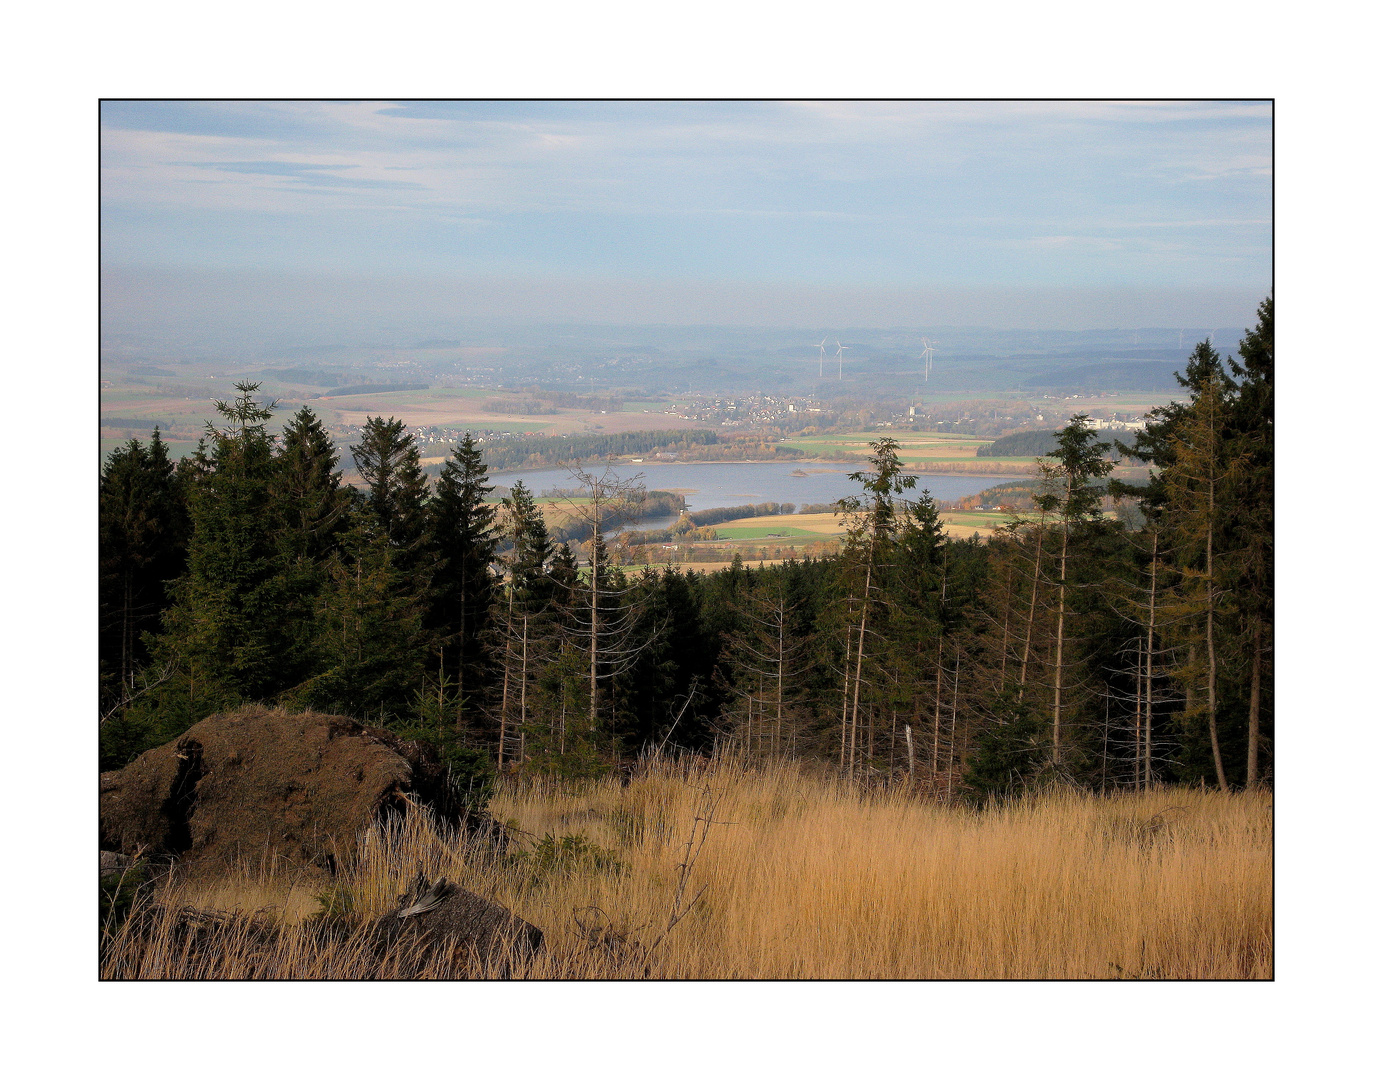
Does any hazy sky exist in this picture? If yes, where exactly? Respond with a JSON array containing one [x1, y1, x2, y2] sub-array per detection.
[[101, 100, 1272, 331]]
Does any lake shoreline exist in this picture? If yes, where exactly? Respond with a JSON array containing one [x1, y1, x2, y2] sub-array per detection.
[[490, 458, 1035, 478]]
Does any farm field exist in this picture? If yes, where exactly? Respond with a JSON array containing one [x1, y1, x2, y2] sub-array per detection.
[[708, 512, 844, 546], [682, 510, 1021, 551], [780, 431, 1038, 473], [101, 380, 703, 462], [782, 430, 991, 454], [102, 758, 1273, 980], [712, 524, 830, 541]]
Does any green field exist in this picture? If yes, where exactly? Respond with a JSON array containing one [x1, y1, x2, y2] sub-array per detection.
[[713, 525, 829, 541], [942, 510, 1017, 529]]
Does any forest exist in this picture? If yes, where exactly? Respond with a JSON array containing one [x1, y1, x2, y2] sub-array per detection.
[[99, 300, 1273, 801], [464, 429, 718, 473], [976, 428, 1059, 458]]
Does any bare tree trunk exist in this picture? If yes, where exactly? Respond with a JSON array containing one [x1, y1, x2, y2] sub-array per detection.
[[1052, 512, 1071, 767], [931, 636, 943, 791], [1205, 477, 1229, 792], [776, 602, 784, 759], [519, 613, 529, 764], [745, 689, 752, 760], [456, 565, 468, 727], [849, 558, 872, 778], [946, 650, 960, 799], [1133, 641, 1143, 791], [589, 526, 600, 731], [497, 585, 515, 770], [839, 622, 853, 773], [999, 560, 1013, 693], [1145, 532, 1158, 789], [1247, 621, 1263, 787], [1018, 515, 1046, 702]]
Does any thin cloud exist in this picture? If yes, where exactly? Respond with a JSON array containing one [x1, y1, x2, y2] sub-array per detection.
[[100, 100, 1272, 304]]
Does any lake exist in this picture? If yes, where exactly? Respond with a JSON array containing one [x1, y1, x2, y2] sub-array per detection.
[[490, 461, 1020, 523]]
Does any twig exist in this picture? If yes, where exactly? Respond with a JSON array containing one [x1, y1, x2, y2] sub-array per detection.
[[651, 784, 718, 949], [100, 658, 179, 724]]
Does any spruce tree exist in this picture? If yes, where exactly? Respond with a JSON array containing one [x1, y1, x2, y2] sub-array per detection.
[[428, 433, 500, 723], [350, 416, 430, 560], [493, 481, 556, 767], [274, 405, 348, 563], [99, 429, 190, 694], [295, 504, 429, 720], [157, 383, 293, 701], [1228, 298, 1274, 786]]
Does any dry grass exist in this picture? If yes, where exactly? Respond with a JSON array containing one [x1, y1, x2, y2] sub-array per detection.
[[101, 758, 1272, 980]]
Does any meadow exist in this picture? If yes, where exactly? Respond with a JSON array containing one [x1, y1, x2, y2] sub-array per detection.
[[102, 758, 1273, 980]]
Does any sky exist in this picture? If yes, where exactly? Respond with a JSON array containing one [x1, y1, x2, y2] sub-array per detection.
[[101, 99, 1272, 332]]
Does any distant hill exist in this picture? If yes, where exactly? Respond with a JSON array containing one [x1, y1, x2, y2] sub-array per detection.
[[1022, 361, 1181, 392], [976, 429, 1060, 458]]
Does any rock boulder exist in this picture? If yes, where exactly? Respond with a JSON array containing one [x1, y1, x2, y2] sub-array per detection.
[[371, 873, 544, 973]]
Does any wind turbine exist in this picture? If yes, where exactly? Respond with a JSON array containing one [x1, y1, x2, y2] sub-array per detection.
[[920, 337, 937, 382], [834, 340, 848, 380], [814, 337, 827, 379]]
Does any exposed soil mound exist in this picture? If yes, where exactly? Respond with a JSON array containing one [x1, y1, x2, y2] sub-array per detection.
[[99, 706, 467, 875]]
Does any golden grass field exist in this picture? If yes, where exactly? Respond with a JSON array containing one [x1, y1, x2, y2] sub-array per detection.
[[102, 758, 1272, 980]]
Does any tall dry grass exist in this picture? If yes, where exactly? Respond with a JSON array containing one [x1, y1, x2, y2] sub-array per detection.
[[101, 757, 1272, 979]]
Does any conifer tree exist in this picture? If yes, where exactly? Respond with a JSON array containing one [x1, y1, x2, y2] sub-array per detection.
[[1228, 298, 1274, 786], [268, 407, 350, 684], [832, 438, 918, 775], [99, 429, 190, 694], [1039, 416, 1114, 766], [158, 383, 293, 700], [721, 562, 813, 760], [493, 481, 555, 767], [556, 466, 652, 734], [274, 405, 347, 563], [429, 433, 500, 722], [1156, 372, 1246, 791], [295, 504, 429, 720], [350, 416, 430, 560]]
